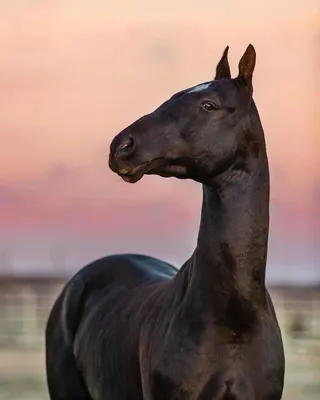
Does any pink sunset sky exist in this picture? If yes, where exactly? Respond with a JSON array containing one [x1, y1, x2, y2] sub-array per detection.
[[0, 1, 319, 283]]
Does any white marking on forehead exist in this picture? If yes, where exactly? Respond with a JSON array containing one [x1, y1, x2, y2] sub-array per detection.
[[187, 82, 211, 93]]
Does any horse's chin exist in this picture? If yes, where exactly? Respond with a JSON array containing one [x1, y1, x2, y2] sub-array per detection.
[[146, 164, 189, 180], [120, 173, 144, 183]]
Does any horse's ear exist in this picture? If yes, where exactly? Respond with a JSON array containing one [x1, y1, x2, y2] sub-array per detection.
[[237, 44, 256, 87], [214, 46, 231, 80]]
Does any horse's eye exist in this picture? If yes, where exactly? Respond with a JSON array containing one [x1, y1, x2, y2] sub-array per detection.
[[201, 101, 217, 112]]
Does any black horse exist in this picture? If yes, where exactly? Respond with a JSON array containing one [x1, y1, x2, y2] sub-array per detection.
[[46, 45, 285, 399]]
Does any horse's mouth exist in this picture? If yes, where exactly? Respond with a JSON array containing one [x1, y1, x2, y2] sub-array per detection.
[[118, 158, 166, 183], [119, 171, 144, 183]]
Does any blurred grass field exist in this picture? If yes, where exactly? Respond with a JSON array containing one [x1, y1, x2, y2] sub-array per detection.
[[0, 281, 319, 400]]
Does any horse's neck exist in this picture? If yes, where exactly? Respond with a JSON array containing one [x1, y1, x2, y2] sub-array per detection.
[[189, 129, 269, 307]]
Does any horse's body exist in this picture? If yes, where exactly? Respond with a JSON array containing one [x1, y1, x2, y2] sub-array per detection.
[[46, 45, 285, 399], [46, 254, 177, 399], [46, 253, 283, 400]]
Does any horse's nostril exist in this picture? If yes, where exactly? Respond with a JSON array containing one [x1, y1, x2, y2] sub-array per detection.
[[111, 134, 137, 162], [119, 136, 135, 153]]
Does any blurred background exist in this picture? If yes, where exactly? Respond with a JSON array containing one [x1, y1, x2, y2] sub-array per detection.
[[0, 1, 319, 399]]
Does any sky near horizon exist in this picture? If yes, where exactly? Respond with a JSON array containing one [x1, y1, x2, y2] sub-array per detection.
[[0, 1, 319, 283]]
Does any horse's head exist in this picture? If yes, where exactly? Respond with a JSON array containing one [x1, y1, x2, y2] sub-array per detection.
[[109, 44, 258, 184]]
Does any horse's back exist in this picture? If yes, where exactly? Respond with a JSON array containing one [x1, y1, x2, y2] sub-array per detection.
[[46, 253, 177, 400], [75, 253, 177, 286]]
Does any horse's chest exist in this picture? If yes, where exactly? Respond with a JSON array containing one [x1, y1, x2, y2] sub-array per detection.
[[148, 325, 284, 399]]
